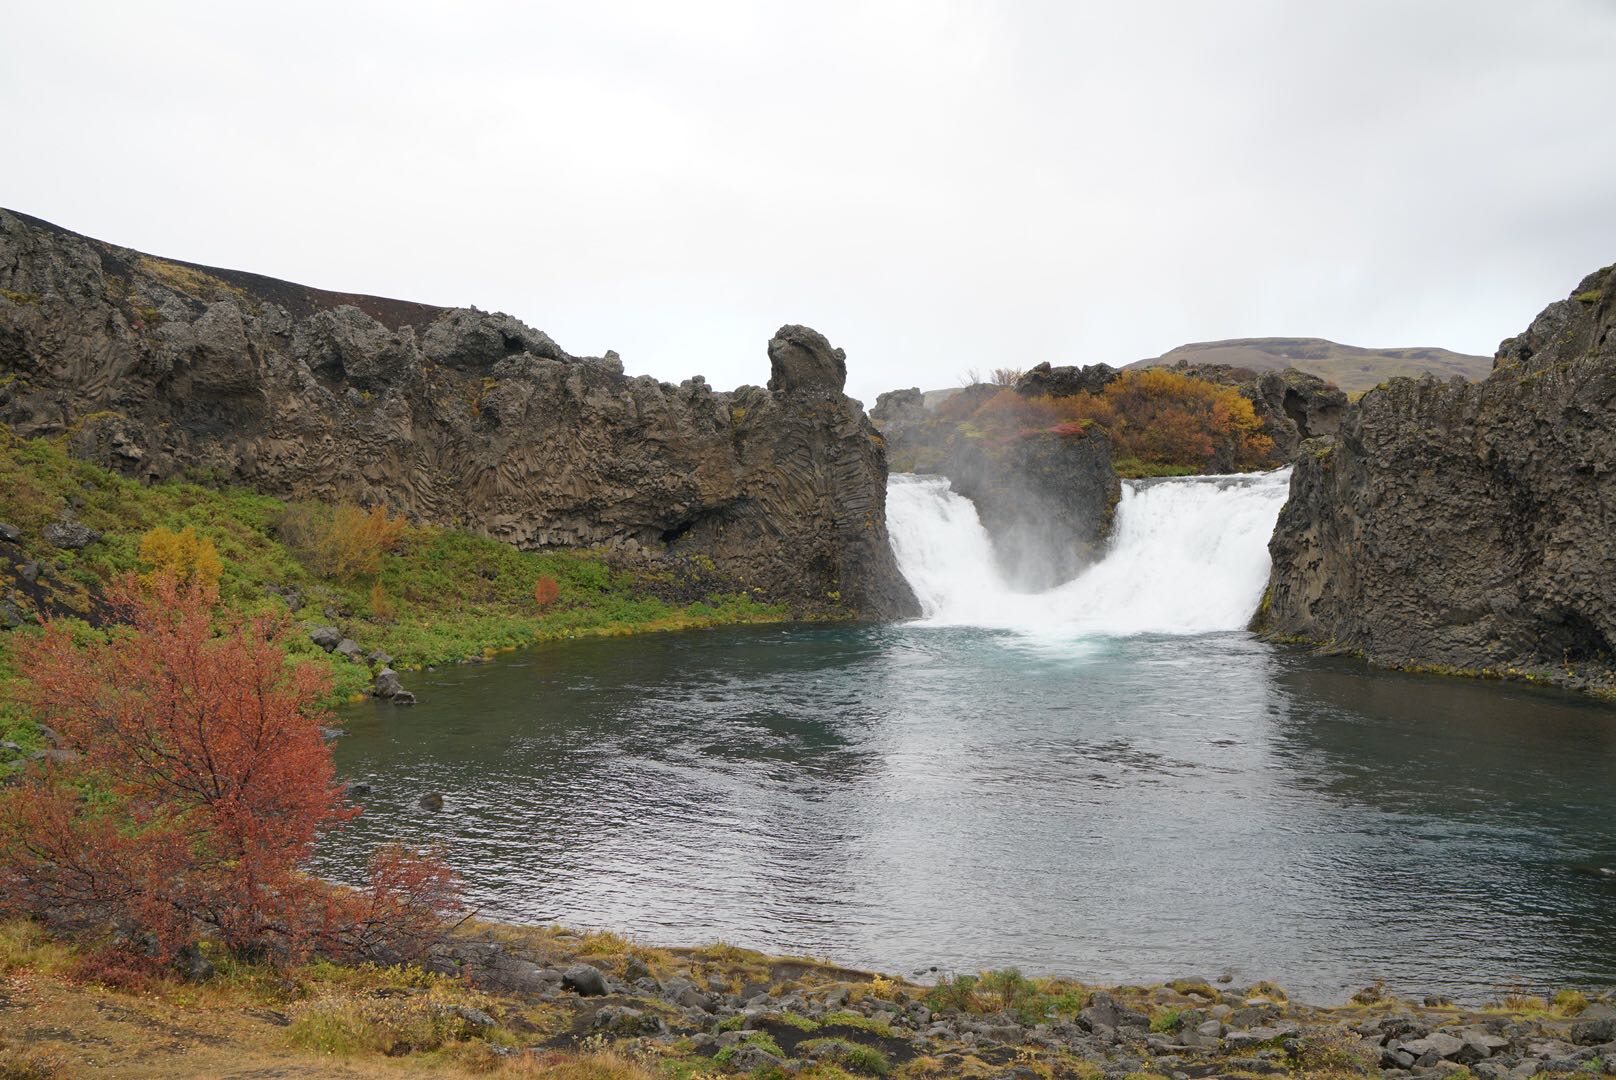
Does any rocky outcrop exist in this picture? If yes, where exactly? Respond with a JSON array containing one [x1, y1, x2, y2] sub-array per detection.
[[1014, 361, 1120, 399], [1259, 263, 1616, 693], [0, 209, 917, 618], [1153, 362, 1346, 461], [926, 430, 1118, 591], [872, 389, 1120, 591]]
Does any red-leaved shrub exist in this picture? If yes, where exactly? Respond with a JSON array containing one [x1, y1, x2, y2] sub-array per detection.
[[0, 574, 462, 965], [533, 574, 560, 610]]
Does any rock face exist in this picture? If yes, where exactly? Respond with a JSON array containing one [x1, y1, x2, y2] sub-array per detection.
[[872, 389, 1120, 590], [1014, 361, 1120, 399], [0, 209, 918, 618], [927, 430, 1119, 591], [1260, 263, 1616, 693]]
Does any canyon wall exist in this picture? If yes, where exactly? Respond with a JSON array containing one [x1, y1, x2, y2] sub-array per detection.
[[1259, 263, 1616, 693], [0, 210, 918, 618]]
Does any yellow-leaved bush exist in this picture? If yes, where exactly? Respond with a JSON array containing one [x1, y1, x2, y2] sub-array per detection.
[[138, 525, 223, 590]]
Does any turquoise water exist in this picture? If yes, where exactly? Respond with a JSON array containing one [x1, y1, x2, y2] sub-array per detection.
[[323, 623, 1616, 1003]]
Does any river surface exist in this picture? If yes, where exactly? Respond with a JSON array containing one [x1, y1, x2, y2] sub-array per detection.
[[321, 472, 1616, 1003]]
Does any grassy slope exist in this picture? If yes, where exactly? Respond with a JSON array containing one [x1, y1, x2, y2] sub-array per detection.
[[0, 431, 786, 749], [1130, 338, 1492, 394]]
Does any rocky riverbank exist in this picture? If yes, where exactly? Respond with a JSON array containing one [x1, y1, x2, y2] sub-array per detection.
[[5, 917, 1612, 1079]]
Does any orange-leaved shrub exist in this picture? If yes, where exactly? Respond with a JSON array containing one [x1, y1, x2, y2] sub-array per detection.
[[277, 502, 407, 579], [532, 574, 560, 610], [955, 370, 1275, 472], [0, 574, 462, 965]]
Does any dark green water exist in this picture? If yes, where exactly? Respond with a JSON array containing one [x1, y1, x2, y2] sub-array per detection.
[[322, 624, 1616, 1003]]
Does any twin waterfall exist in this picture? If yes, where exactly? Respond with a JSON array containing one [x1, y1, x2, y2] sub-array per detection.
[[885, 470, 1292, 636]]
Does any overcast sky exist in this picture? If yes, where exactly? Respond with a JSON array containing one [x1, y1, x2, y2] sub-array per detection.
[[6, 1, 1616, 404]]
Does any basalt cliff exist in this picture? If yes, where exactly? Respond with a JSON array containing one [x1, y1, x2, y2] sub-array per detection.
[[1259, 262, 1616, 693], [0, 210, 918, 618]]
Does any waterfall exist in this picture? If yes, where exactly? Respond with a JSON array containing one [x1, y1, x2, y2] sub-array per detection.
[[886, 469, 1292, 636]]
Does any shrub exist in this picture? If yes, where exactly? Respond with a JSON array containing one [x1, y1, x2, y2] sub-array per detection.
[[278, 503, 406, 579], [798, 1039, 890, 1076], [924, 969, 1087, 1026], [533, 574, 560, 610], [953, 370, 1276, 473], [1553, 989, 1590, 1015], [367, 580, 396, 622], [138, 524, 223, 590], [0, 573, 461, 964]]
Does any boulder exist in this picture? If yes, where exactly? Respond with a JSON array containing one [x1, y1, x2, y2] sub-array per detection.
[[725, 1044, 786, 1072], [309, 626, 342, 651], [1402, 1032, 1468, 1062], [177, 943, 215, 983], [562, 963, 609, 997], [1014, 361, 1119, 399], [592, 1005, 663, 1035], [1572, 1017, 1616, 1046], [20, 561, 40, 583], [449, 1005, 496, 1031], [42, 519, 98, 549], [0, 521, 19, 543], [334, 638, 363, 662], [766, 323, 847, 395], [372, 668, 406, 699]]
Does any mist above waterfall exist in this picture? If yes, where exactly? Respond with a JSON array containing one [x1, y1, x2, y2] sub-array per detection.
[[886, 469, 1292, 636]]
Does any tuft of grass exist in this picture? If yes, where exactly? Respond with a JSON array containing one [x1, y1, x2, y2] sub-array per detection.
[[820, 1011, 896, 1037], [287, 990, 502, 1056], [799, 1038, 891, 1076], [0, 920, 75, 978], [1553, 989, 1590, 1015], [776, 1011, 820, 1032], [1149, 1008, 1183, 1033], [0, 1039, 68, 1080]]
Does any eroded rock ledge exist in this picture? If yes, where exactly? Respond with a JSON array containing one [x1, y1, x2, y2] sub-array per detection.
[[0, 209, 918, 618], [1259, 262, 1616, 694]]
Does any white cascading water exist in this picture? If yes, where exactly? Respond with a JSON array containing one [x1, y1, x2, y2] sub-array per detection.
[[886, 469, 1292, 637]]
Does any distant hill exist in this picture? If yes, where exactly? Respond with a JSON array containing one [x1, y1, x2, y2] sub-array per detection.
[[1128, 337, 1491, 395]]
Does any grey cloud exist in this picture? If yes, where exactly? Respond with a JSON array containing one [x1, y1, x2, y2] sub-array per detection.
[[3, 0, 1613, 405]]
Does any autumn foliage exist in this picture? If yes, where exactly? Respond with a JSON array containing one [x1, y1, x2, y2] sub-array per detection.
[[138, 524, 223, 590], [0, 574, 461, 965], [278, 502, 407, 579], [961, 369, 1275, 472], [532, 574, 560, 610]]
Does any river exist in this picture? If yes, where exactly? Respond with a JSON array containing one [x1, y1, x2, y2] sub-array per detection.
[[322, 471, 1616, 1002]]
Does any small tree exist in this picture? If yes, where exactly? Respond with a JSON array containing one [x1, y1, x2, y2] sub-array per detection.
[[0, 574, 461, 964], [278, 503, 407, 579], [138, 524, 223, 590], [532, 574, 560, 611]]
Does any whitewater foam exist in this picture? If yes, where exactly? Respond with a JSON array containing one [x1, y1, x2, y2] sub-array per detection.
[[886, 468, 1292, 638]]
